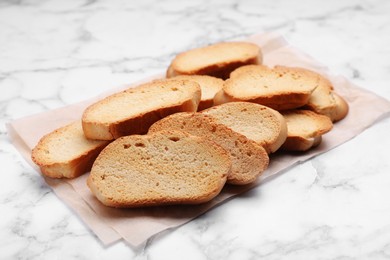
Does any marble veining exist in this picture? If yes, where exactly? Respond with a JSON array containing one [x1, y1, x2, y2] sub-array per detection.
[[1, 0, 390, 259]]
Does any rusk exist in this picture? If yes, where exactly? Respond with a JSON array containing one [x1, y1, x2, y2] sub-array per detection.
[[149, 112, 269, 185], [87, 130, 231, 208], [82, 79, 201, 140], [281, 110, 333, 151], [202, 102, 287, 153], [330, 93, 349, 122], [31, 122, 110, 178], [167, 42, 262, 79], [303, 73, 349, 122], [215, 65, 318, 110]]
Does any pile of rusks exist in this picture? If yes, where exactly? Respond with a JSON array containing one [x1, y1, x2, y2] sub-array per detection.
[[32, 42, 349, 208]]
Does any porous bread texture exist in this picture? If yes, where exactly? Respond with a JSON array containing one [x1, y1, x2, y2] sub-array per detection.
[[149, 112, 269, 185], [215, 65, 319, 110], [303, 73, 349, 122], [87, 130, 231, 208], [167, 42, 262, 80], [163, 75, 224, 111], [31, 121, 110, 178], [202, 102, 287, 153], [82, 79, 201, 140], [281, 110, 333, 151]]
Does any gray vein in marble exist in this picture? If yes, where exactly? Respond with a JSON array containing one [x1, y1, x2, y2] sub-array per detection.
[[310, 158, 359, 191]]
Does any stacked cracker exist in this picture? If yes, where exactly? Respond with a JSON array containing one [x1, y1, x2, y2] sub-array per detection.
[[32, 41, 348, 208]]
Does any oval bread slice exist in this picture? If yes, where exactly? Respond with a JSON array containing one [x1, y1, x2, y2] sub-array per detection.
[[202, 102, 287, 153], [31, 121, 110, 178], [303, 74, 349, 122], [167, 42, 262, 79], [82, 79, 201, 140], [281, 110, 333, 151], [215, 65, 318, 110], [330, 93, 349, 122], [87, 130, 231, 208], [149, 112, 269, 185]]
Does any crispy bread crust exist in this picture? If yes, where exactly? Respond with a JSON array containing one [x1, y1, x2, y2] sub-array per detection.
[[219, 65, 318, 110], [31, 122, 109, 178], [281, 110, 333, 152], [82, 80, 201, 140], [167, 42, 262, 80], [87, 130, 231, 207]]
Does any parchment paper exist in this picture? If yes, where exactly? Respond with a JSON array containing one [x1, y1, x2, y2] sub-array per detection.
[[7, 32, 390, 247]]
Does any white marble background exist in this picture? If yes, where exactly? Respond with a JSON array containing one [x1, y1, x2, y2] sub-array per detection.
[[1, 0, 390, 259]]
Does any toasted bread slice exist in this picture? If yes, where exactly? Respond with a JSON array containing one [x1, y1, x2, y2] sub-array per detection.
[[31, 122, 110, 178], [202, 102, 287, 153], [167, 42, 262, 79], [281, 110, 333, 151], [304, 74, 349, 122], [164, 75, 224, 111], [215, 65, 318, 110], [82, 79, 201, 140], [87, 130, 230, 208], [330, 93, 349, 122], [149, 113, 269, 185]]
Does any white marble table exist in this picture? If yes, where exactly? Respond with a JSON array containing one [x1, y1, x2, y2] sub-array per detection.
[[1, 0, 390, 259]]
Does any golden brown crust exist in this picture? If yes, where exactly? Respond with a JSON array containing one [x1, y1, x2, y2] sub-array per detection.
[[304, 75, 335, 112], [82, 80, 201, 140], [166, 64, 177, 77], [228, 92, 313, 111], [222, 65, 318, 110], [197, 99, 214, 111], [213, 89, 233, 106], [31, 122, 110, 179], [87, 130, 231, 207], [305, 91, 349, 122], [38, 144, 107, 178], [107, 100, 200, 138], [167, 42, 262, 80], [214, 90, 311, 111], [180, 57, 261, 80], [281, 110, 333, 152]]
